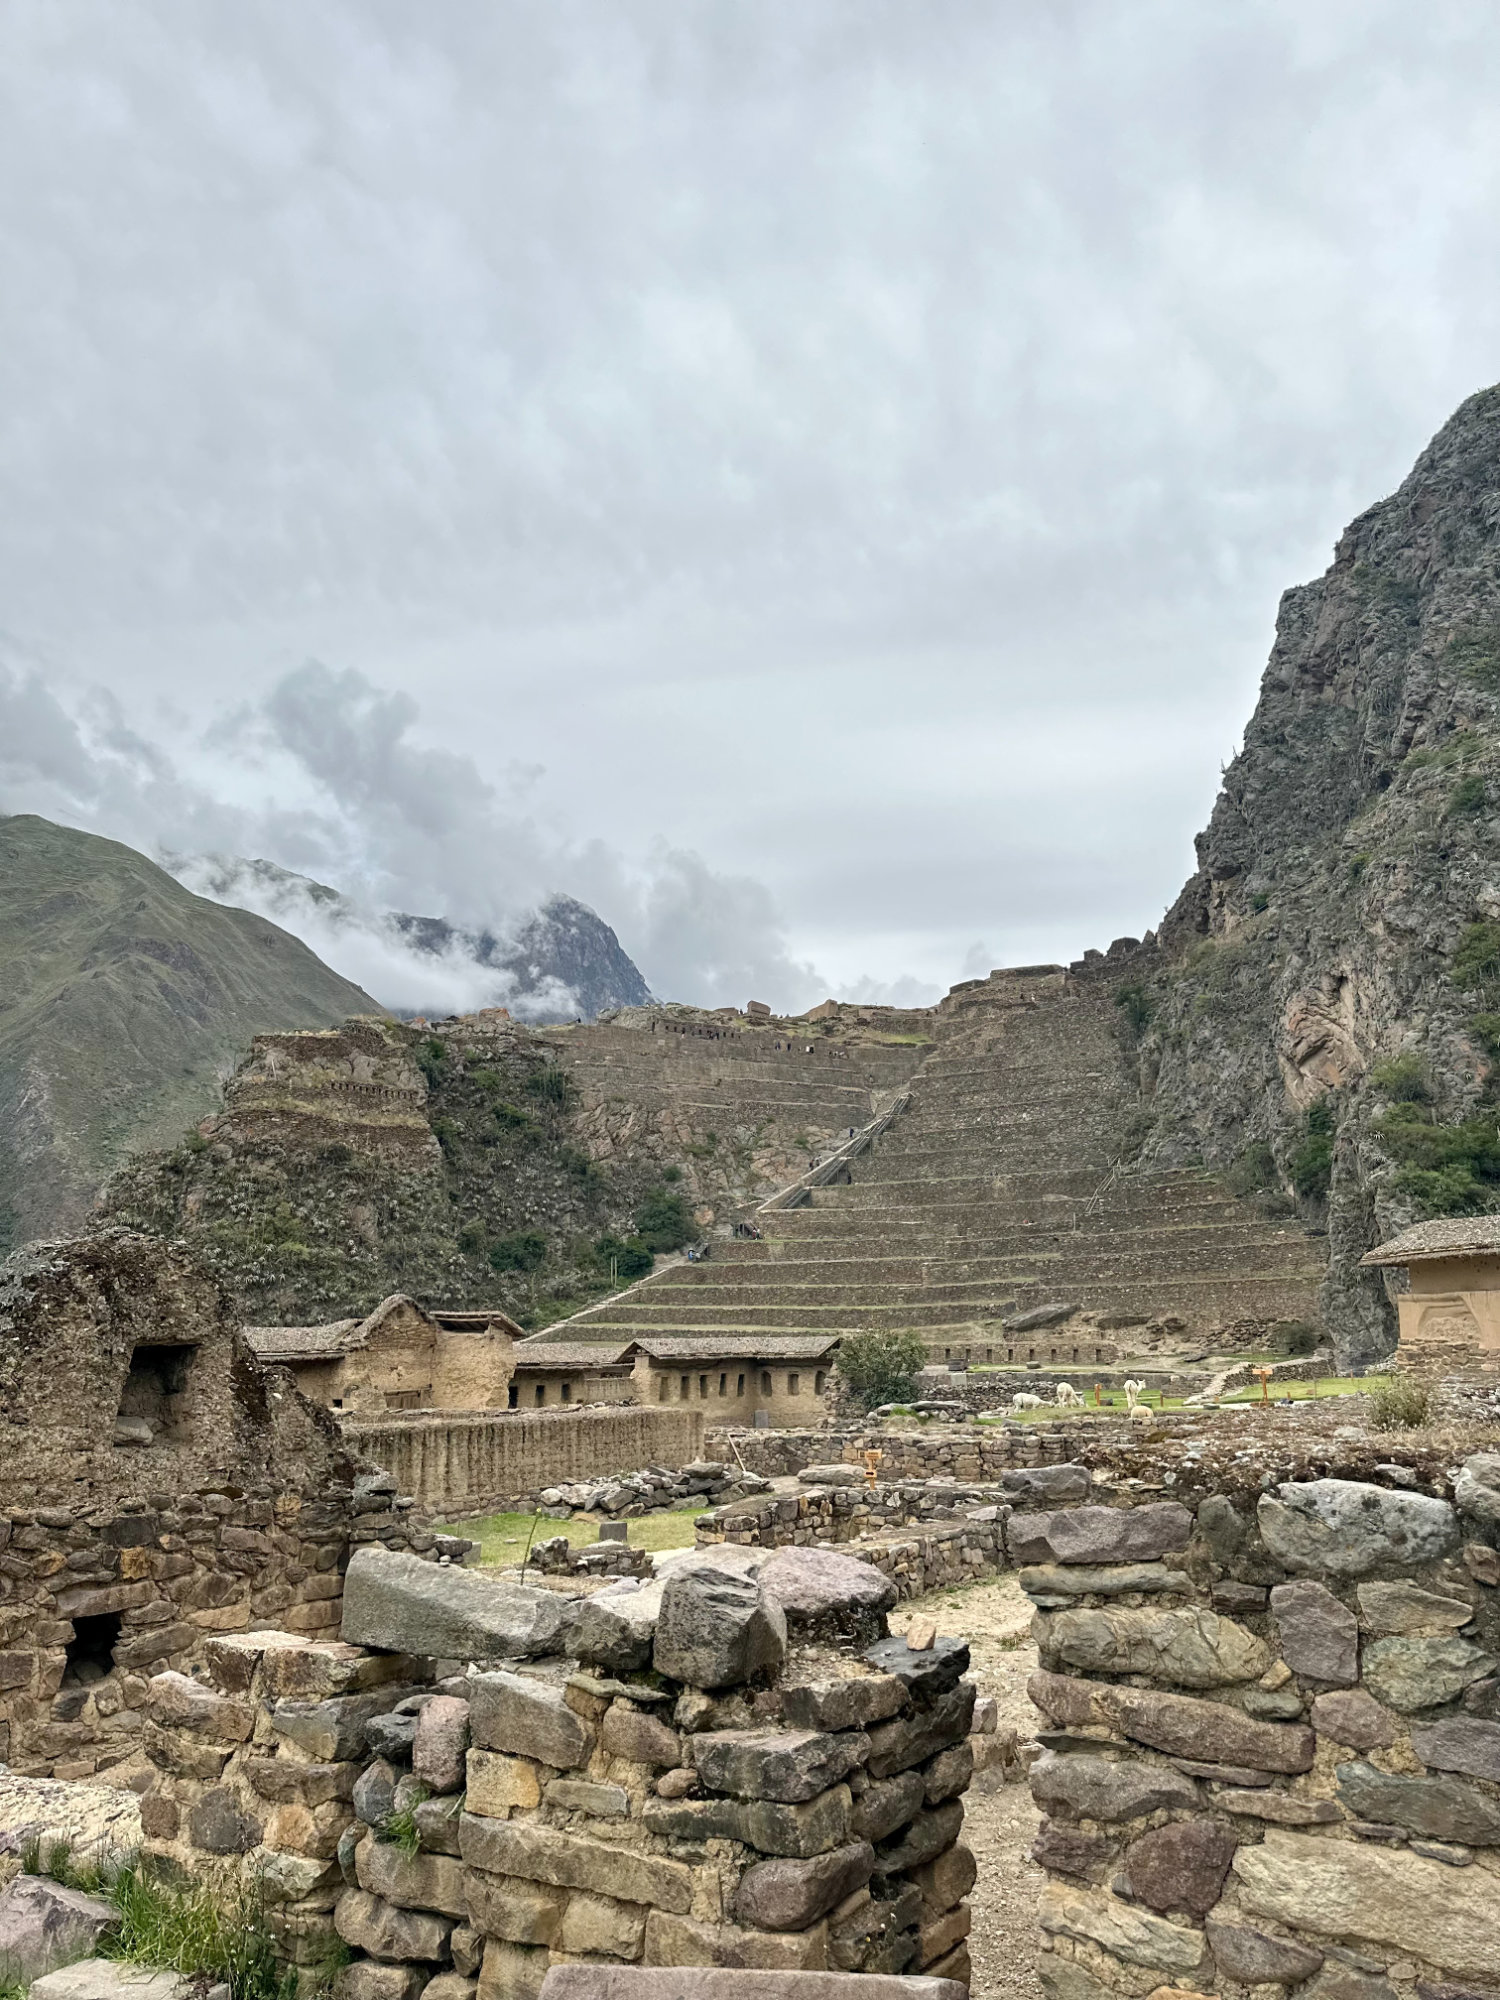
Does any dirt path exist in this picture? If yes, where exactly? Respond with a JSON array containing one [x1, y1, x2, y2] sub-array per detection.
[[889, 1576, 1043, 2000]]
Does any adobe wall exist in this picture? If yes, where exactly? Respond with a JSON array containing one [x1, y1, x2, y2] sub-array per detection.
[[344, 1406, 708, 1514], [1023, 1441, 1500, 2000], [135, 1544, 986, 1990], [0, 1232, 442, 1780], [635, 1354, 834, 1429]]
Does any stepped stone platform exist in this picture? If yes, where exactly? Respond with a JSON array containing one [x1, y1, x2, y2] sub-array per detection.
[[534, 958, 1326, 1356]]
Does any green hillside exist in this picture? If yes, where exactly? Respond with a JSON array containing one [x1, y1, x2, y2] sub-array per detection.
[[0, 814, 380, 1250]]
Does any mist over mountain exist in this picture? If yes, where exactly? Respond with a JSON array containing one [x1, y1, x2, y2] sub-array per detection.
[[169, 853, 652, 1023]]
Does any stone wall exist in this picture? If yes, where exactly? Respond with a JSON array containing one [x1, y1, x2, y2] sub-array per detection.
[[1022, 1445, 1500, 2000], [345, 1407, 708, 1515], [0, 1232, 442, 1781], [705, 1421, 1100, 1482], [137, 1543, 988, 1993]]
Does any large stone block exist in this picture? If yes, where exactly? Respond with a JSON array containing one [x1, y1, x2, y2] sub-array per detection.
[[1412, 1714, 1500, 1783], [558, 1893, 647, 1961], [544, 1778, 629, 1818], [865, 1682, 975, 1779], [1335, 1760, 1500, 1844], [641, 1910, 833, 1971], [922, 1742, 972, 1805], [1099, 1685, 1315, 1773], [1036, 1606, 1270, 1688], [641, 1785, 853, 1858], [781, 1675, 906, 1734], [1258, 1481, 1460, 1578], [1309, 1689, 1395, 1750], [1029, 1752, 1197, 1823], [459, 1814, 694, 1911], [0, 1875, 116, 1980], [851, 1771, 925, 1844], [652, 1564, 787, 1689], [1037, 1881, 1205, 1973], [414, 1695, 471, 1793], [1019, 1564, 1191, 1599], [1270, 1581, 1358, 1685], [861, 1637, 969, 1699], [334, 1887, 453, 1961], [478, 1937, 548, 2000], [1122, 1820, 1236, 1917], [356, 1833, 468, 1917], [243, 1755, 360, 1807], [469, 1673, 591, 1769], [271, 1691, 415, 1763], [556, 1586, 657, 1674], [1031, 1821, 1114, 1878], [1362, 1636, 1498, 1713], [533, 1969, 966, 2000], [872, 1802, 964, 1876], [1002, 1464, 1091, 1504], [909, 1841, 975, 1920], [30, 1969, 189, 2000], [1009, 1503, 1192, 1568], [757, 1549, 897, 1631], [599, 1705, 682, 1768], [735, 1842, 875, 1931], [464, 1872, 565, 1946], [1233, 1828, 1500, 1976], [334, 1964, 428, 2000], [1454, 1454, 1500, 1530], [1356, 1583, 1475, 1636], [466, 1750, 544, 1818], [693, 1727, 870, 1803], [341, 1547, 566, 1660], [143, 1671, 254, 1740]]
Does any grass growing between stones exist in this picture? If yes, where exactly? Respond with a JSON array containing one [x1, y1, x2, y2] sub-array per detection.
[[439, 1503, 702, 1566]]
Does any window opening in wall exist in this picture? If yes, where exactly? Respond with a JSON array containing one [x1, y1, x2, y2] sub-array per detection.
[[64, 1612, 121, 1687], [680, 1374, 690, 1399], [535, 1383, 546, 1406], [759, 1370, 772, 1397], [657, 1378, 669, 1403], [508, 1384, 519, 1408], [115, 1342, 195, 1445], [737, 1373, 746, 1396], [814, 1369, 826, 1394], [943, 1347, 951, 1360], [788, 1373, 800, 1394], [699, 1375, 709, 1398], [719, 1373, 728, 1396], [332, 1397, 344, 1409], [561, 1382, 572, 1403]]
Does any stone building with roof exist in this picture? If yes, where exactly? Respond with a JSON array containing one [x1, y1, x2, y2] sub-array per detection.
[[506, 1339, 638, 1409], [242, 1294, 517, 1414], [1362, 1215, 1500, 1376], [628, 1332, 840, 1425]]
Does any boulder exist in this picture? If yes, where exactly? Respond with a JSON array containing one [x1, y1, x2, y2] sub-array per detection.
[[1356, 1582, 1475, 1635], [1008, 1503, 1193, 1568], [364, 1713, 417, 1761], [1271, 1581, 1359, 1685], [1036, 1606, 1270, 1688], [1123, 1819, 1237, 1917], [1233, 1827, 1500, 1976], [556, 1581, 660, 1673], [1001, 1464, 1091, 1505], [734, 1841, 876, 1930], [757, 1548, 898, 1633], [693, 1727, 870, 1803], [0, 1875, 116, 1980], [468, 1671, 591, 1768], [1204, 1919, 1325, 1985], [653, 1563, 787, 1688], [796, 1465, 864, 1487], [1362, 1636, 1498, 1712], [1257, 1481, 1460, 1578], [1454, 1454, 1500, 1531], [1335, 1761, 1500, 1845], [352, 1758, 397, 1826], [1028, 1751, 1198, 1822], [340, 1546, 567, 1659]]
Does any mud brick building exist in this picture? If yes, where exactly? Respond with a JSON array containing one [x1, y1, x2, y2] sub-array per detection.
[[243, 1296, 518, 1415]]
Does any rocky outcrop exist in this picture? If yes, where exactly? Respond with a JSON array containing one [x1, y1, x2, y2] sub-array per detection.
[[1134, 384, 1500, 1366]]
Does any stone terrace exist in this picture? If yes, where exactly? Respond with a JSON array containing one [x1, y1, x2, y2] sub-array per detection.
[[544, 959, 1325, 1354]]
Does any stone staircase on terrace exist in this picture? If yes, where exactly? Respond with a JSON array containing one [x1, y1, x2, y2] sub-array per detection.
[[534, 959, 1327, 1354]]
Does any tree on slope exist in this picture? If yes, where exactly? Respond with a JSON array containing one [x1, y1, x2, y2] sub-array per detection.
[[835, 1328, 927, 1410]]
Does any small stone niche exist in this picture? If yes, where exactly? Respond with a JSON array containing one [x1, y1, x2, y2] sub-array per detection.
[[63, 1611, 122, 1686], [114, 1340, 197, 1445]]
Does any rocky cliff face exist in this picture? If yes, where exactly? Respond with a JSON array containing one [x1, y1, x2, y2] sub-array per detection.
[[1133, 384, 1500, 1368]]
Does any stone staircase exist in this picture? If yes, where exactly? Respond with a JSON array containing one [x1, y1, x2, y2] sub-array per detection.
[[536, 960, 1326, 1352]]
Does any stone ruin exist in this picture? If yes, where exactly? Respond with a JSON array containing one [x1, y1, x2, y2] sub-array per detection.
[[0, 1231, 449, 1781], [133, 1543, 992, 1998]]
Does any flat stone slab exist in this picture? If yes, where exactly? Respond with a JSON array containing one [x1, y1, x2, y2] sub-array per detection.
[[30, 1965, 193, 2000], [341, 1546, 567, 1659], [538, 1969, 967, 2000]]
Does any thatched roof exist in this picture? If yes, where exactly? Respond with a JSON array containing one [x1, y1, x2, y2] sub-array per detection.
[[509, 1341, 637, 1372]]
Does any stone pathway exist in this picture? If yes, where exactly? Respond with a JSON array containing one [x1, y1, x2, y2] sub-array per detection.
[[888, 1574, 1042, 2000]]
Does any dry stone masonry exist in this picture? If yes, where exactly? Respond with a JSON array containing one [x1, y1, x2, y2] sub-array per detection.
[[136, 1540, 989, 1997], [1023, 1445, 1500, 2000]]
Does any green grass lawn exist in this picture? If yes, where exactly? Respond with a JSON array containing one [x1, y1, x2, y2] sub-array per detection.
[[438, 1503, 703, 1567]]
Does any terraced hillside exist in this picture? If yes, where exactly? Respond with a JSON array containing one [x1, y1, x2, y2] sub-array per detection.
[[538, 959, 1327, 1353]]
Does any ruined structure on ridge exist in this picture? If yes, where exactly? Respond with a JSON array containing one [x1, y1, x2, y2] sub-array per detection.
[[538, 956, 1325, 1358]]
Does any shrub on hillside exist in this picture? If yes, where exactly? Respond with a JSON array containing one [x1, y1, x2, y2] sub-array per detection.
[[1366, 1375, 1431, 1431], [836, 1328, 928, 1410], [1288, 1099, 1336, 1199], [594, 1233, 653, 1280], [635, 1185, 695, 1252], [489, 1230, 548, 1273]]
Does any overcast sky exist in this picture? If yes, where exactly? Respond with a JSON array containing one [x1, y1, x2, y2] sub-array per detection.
[[3, 3, 1500, 1010]]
